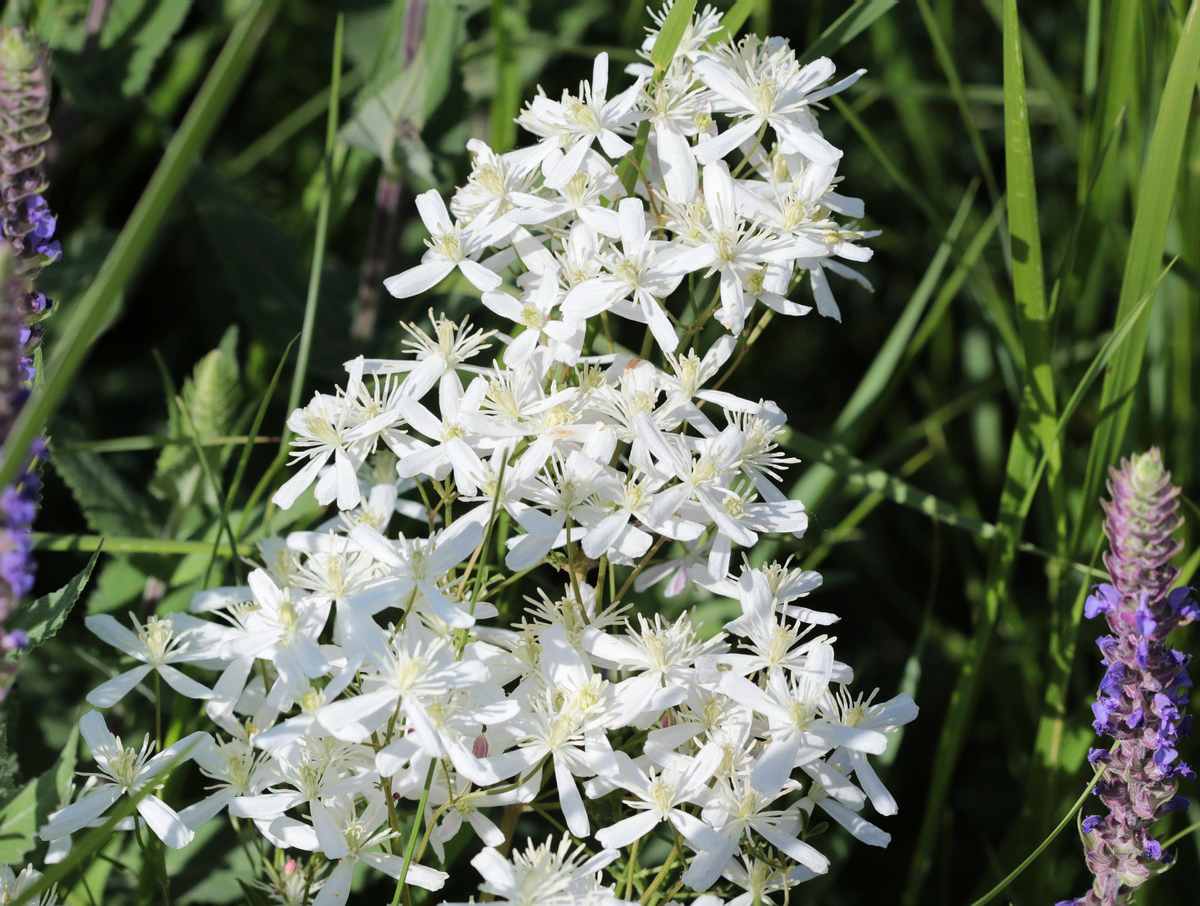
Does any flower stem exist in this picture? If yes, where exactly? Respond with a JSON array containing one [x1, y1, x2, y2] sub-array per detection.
[[391, 759, 437, 906]]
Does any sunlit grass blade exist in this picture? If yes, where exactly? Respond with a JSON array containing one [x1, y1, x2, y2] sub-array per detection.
[[788, 434, 1104, 581], [709, 0, 757, 45], [902, 1, 1061, 898], [489, 0, 521, 151], [0, 0, 281, 493], [1074, 0, 1200, 551], [650, 0, 696, 71]]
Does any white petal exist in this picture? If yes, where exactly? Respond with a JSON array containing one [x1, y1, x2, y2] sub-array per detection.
[[772, 117, 842, 166], [756, 823, 830, 874], [414, 189, 453, 233], [459, 258, 503, 292], [383, 259, 455, 299], [820, 796, 891, 846], [136, 795, 194, 849], [694, 118, 760, 166], [311, 861, 353, 906], [595, 811, 659, 849], [311, 800, 349, 858], [84, 614, 143, 656], [229, 792, 302, 820], [40, 786, 120, 839], [656, 125, 698, 202], [86, 665, 152, 708], [271, 451, 331, 509], [157, 665, 213, 701], [556, 760, 589, 837]]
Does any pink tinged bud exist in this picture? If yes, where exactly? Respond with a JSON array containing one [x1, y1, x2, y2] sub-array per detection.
[[472, 734, 489, 759], [284, 859, 297, 875], [659, 710, 675, 728]]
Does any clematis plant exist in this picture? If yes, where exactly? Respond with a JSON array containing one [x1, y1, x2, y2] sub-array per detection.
[[41, 4, 915, 905]]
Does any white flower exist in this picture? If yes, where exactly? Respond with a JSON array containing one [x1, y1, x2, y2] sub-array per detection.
[[220, 569, 330, 691], [594, 747, 726, 851], [272, 391, 364, 511], [347, 518, 484, 629], [302, 793, 447, 906], [693, 37, 863, 167], [717, 644, 886, 794], [562, 197, 713, 354], [0, 864, 58, 906], [85, 612, 215, 707], [534, 53, 644, 189], [384, 189, 513, 298], [40, 712, 208, 849], [454, 838, 629, 906]]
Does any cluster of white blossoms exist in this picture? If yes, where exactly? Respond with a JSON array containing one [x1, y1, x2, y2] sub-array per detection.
[[36, 5, 915, 905]]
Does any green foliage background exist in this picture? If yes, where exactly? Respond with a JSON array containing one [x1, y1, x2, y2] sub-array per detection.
[[0, 0, 1197, 903]]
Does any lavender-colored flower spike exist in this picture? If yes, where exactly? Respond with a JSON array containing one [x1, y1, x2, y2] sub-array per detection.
[[0, 27, 56, 700], [1059, 449, 1196, 906]]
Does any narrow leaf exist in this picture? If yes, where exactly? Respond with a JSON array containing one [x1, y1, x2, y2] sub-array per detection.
[[650, 0, 696, 71]]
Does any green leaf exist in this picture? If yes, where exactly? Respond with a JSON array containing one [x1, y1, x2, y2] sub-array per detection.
[[6, 549, 102, 655], [153, 329, 243, 508], [51, 448, 157, 537], [650, 0, 696, 70], [0, 725, 77, 864]]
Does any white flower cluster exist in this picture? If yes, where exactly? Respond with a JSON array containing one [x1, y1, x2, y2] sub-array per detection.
[[39, 5, 914, 905]]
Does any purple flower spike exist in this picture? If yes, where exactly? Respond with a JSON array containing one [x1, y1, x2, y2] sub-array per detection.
[[0, 27, 56, 703], [1064, 449, 1195, 906]]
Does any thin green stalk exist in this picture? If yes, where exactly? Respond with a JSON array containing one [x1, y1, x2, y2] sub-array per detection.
[[391, 760, 438, 906], [284, 14, 345, 430], [967, 751, 1111, 906], [32, 533, 234, 556]]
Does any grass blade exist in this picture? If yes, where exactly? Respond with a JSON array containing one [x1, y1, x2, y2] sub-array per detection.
[[902, 1, 1062, 898], [650, 0, 696, 71], [0, 0, 280, 493], [1074, 0, 1200, 550], [798, 0, 899, 64]]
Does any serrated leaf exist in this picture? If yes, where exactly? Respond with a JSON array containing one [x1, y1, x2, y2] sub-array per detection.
[[51, 0, 195, 110], [187, 330, 242, 440], [52, 448, 156, 537], [0, 725, 78, 864], [6, 549, 101, 655], [109, 0, 194, 97], [650, 0, 696, 70]]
